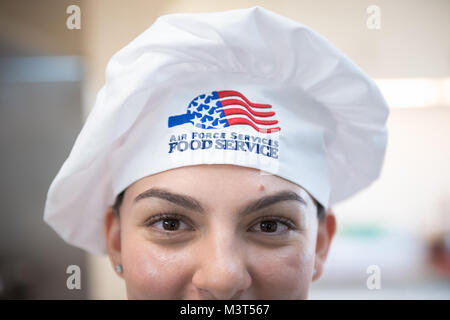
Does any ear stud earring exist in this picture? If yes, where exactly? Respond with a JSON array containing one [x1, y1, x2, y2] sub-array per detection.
[[115, 264, 123, 273]]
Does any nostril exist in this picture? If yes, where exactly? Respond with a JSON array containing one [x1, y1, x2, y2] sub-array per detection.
[[197, 288, 218, 300], [198, 287, 244, 300]]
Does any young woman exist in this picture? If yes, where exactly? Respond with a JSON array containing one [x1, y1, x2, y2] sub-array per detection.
[[105, 164, 336, 299], [44, 6, 389, 299]]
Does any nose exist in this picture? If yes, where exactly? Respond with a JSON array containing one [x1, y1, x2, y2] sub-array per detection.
[[191, 231, 252, 299]]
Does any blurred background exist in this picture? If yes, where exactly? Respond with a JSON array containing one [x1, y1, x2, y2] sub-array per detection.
[[0, 0, 449, 299]]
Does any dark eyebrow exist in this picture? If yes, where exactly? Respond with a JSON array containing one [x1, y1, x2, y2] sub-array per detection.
[[133, 188, 307, 216], [134, 187, 205, 213], [238, 190, 307, 217]]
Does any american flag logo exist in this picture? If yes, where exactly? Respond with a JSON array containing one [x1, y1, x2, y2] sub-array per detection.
[[168, 90, 281, 133]]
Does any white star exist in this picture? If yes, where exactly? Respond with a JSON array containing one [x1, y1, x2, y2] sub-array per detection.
[[203, 117, 215, 128], [198, 107, 211, 118], [191, 116, 204, 127], [216, 120, 227, 129], [211, 110, 223, 122], [193, 94, 214, 107]]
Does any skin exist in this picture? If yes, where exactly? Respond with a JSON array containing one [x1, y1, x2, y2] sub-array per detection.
[[104, 164, 336, 299]]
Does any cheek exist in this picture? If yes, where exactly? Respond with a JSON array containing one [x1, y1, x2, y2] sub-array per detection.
[[120, 234, 193, 299], [249, 239, 315, 299]]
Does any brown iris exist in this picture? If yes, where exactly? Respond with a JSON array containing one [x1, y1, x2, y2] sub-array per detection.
[[260, 220, 277, 233], [162, 219, 180, 231]]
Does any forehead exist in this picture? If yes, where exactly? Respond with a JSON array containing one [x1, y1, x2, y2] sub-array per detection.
[[125, 164, 316, 206]]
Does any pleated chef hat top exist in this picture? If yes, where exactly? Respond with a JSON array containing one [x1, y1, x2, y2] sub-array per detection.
[[43, 6, 389, 255]]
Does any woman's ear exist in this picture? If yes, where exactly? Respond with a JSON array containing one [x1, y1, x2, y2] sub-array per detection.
[[312, 208, 337, 281], [104, 206, 123, 278]]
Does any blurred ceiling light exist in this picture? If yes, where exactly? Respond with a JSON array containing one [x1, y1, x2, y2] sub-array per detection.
[[375, 78, 450, 108]]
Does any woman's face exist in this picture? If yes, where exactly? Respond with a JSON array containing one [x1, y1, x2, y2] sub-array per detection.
[[105, 164, 336, 299]]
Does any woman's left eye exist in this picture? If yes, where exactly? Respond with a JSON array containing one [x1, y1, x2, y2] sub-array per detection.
[[249, 218, 294, 234]]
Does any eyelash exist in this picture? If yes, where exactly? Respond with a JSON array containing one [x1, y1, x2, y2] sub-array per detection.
[[143, 212, 193, 232], [143, 212, 298, 235]]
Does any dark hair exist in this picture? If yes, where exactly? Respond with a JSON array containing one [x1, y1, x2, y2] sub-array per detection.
[[316, 200, 326, 220], [112, 188, 326, 220], [112, 189, 126, 218]]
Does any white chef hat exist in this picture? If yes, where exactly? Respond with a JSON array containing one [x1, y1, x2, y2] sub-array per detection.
[[43, 6, 389, 255]]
